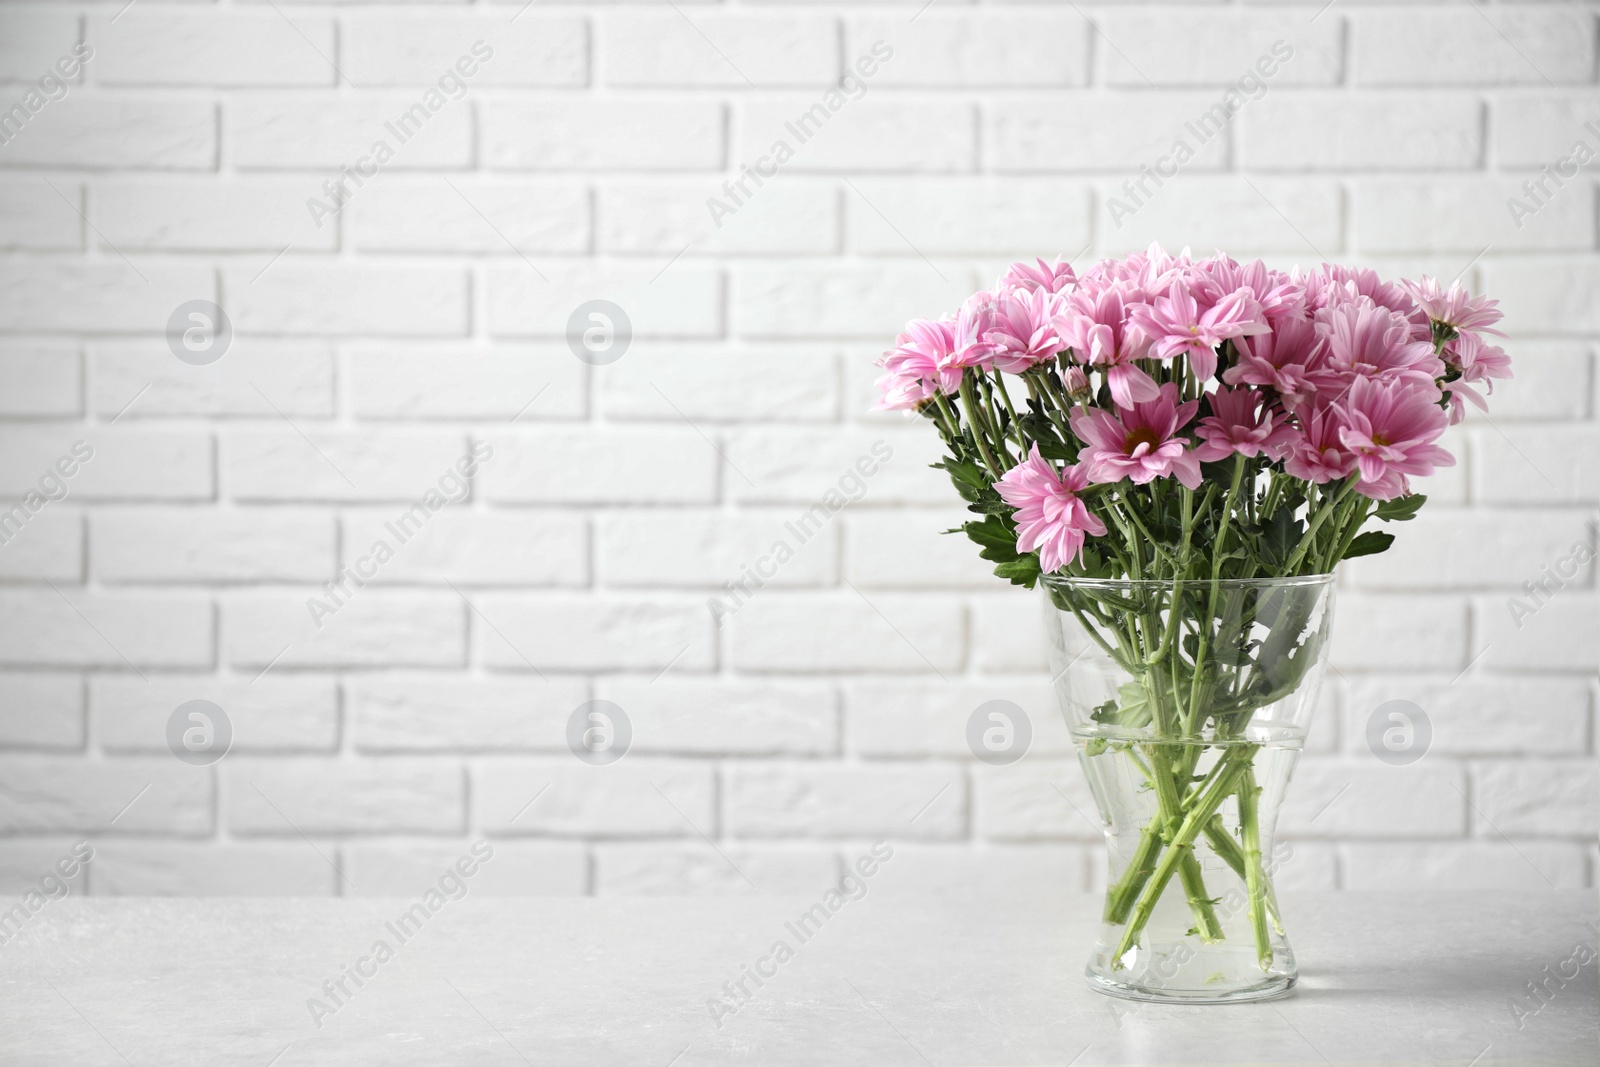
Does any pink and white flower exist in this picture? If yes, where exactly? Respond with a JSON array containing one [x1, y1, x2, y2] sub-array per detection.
[[1282, 403, 1356, 485], [1336, 377, 1455, 501], [994, 445, 1107, 573], [1400, 276, 1505, 337], [986, 287, 1069, 374], [1131, 281, 1272, 381], [1191, 387, 1296, 463], [1056, 282, 1161, 408], [1000, 257, 1077, 296], [874, 318, 959, 411], [1069, 383, 1203, 489]]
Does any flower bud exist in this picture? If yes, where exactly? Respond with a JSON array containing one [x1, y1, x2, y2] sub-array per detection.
[[1062, 365, 1091, 398]]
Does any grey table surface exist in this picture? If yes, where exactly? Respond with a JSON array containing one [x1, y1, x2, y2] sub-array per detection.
[[0, 891, 1594, 1066]]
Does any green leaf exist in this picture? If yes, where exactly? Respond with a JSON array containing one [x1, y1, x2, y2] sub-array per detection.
[[993, 555, 1041, 588], [1258, 505, 1304, 569], [1374, 494, 1426, 522], [962, 517, 1016, 551], [1341, 530, 1396, 560]]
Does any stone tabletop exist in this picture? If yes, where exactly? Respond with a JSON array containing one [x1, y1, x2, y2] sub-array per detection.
[[0, 890, 1594, 1066]]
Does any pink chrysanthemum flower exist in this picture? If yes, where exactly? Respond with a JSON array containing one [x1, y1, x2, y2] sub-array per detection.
[[994, 444, 1107, 573], [947, 291, 1002, 371], [1337, 377, 1455, 501], [1191, 387, 1296, 463], [1223, 315, 1332, 410], [1056, 282, 1161, 409], [1283, 404, 1357, 485], [1131, 281, 1271, 381], [1069, 382, 1203, 489], [986, 287, 1069, 374], [1400, 276, 1506, 336], [1000, 257, 1077, 296], [1316, 299, 1443, 391], [874, 318, 959, 411]]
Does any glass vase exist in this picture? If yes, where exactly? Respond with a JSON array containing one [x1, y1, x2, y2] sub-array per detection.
[[1041, 574, 1336, 1004]]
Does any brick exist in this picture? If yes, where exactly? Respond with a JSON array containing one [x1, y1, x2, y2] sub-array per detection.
[[0, 591, 211, 669], [0, 839, 89, 895], [480, 428, 715, 505], [94, 178, 336, 251], [229, 98, 472, 170], [1328, 593, 1469, 671], [728, 593, 963, 673], [1343, 841, 1588, 891], [725, 762, 965, 839], [343, 345, 584, 420], [1103, 177, 1343, 255], [348, 675, 584, 753], [226, 758, 463, 834], [846, 679, 1069, 758], [1492, 93, 1600, 168], [346, 178, 588, 254], [843, 508, 993, 589], [90, 341, 334, 419], [0, 263, 213, 333], [597, 344, 835, 421], [93, 508, 332, 584], [484, 100, 723, 170], [873, 844, 1090, 896], [1345, 677, 1590, 757], [0, 757, 211, 834], [0, 509, 80, 582], [0, 181, 81, 249], [847, 14, 1086, 87], [91, 843, 334, 895], [0, 344, 79, 417], [1489, 259, 1600, 336], [1487, 341, 1590, 421], [598, 181, 837, 256], [471, 595, 712, 673], [346, 14, 587, 86], [594, 843, 837, 895], [726, 427, 944, 505], [1243, 93, 1482, 171], [224, 429, 468, 503], [341, 510, 586, 587], [92, 676, 337, 754], [224, 266, 468, 337], [604, 13, 836, 87], [223, 592, 464, 669], [1098, 12, 1339, 86], [485, 263, 721, 338], [0, 100, 215, 169], [1477, 594, 1600, 673], [1353, 7, 1596, 86], [1279, 760, 1466, 838], [1475, 424, 1599, 504], [975, 759, 1100, 841], [474, 758, 714, 837], [738, 99, 975, 172], [594, 677, 836, 755], [1345, 509, 1593, 590], [846, 178, 1091, 256], [344, 840, 588, 896], [0, 11, 79, 82], [596, 509, 836, 588], [992, 94, 1231, 172], [0, 673, 82, 749], [90, 12, 336, 86], [972, 590, 1049, 673], [0, 428, 210, 501], [735, 264, 976, 338], [1355, 178, 1593, 253], [1472, 760, 1597, 836]]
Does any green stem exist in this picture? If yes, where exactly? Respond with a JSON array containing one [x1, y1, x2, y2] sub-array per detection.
[[1237, 766, 1273, 971]]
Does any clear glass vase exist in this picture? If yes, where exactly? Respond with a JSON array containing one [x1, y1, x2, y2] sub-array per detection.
[[1041, 574, 1336, 1004]]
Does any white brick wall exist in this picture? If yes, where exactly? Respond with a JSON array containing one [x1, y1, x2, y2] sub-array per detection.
[[0, 0, 1594, 899]]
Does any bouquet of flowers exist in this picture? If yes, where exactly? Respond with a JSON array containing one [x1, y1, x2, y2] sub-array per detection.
[[874, 244, 1511, 992]]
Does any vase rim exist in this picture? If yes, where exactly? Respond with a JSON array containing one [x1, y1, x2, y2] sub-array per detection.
[[1040, 573, 1335, 590]]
